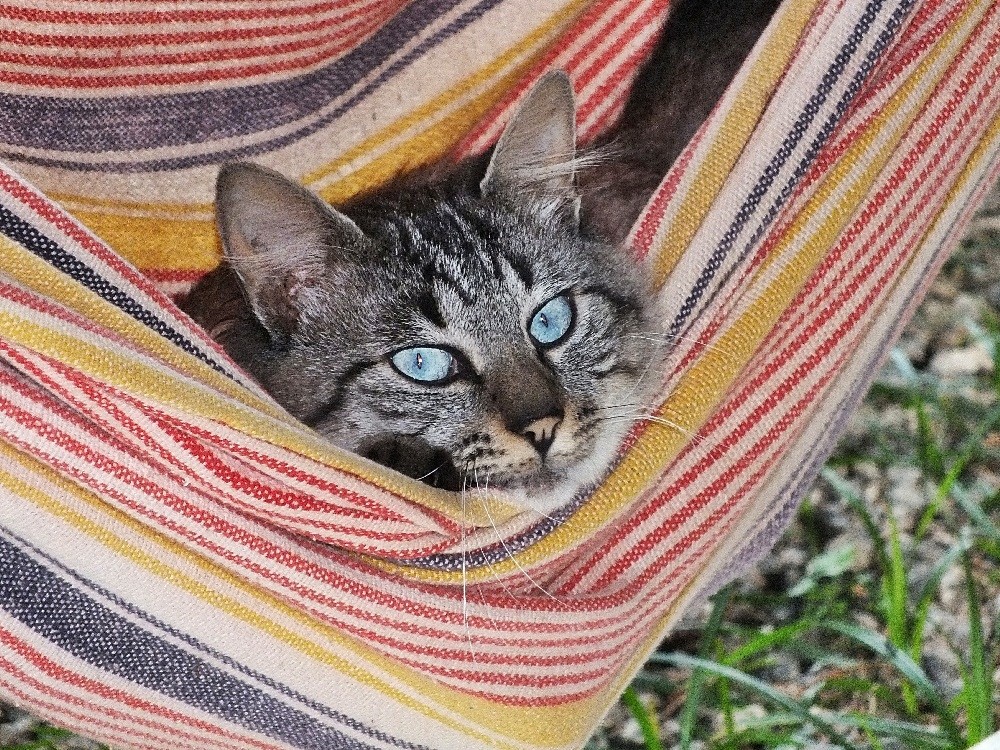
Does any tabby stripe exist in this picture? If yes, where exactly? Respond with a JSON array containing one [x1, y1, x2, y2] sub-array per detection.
[[496, 247, 535, 289], [301, 360, 379, 428]]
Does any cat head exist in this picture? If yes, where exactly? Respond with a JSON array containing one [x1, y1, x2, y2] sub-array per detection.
[[213, 72, 657, 512]]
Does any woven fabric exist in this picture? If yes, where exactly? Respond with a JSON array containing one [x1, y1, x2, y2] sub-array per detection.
[[1, 1, 999, 748]]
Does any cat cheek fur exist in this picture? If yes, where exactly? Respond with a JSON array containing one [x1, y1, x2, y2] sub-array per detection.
[[181, 70, 662, 512]]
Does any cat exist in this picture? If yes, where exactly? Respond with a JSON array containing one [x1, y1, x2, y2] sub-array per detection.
[[180, 0, 780, 513]]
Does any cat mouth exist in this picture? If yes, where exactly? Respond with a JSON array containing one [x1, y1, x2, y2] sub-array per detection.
[[360, 434, 464, 491], [359, 433, 578, 495]]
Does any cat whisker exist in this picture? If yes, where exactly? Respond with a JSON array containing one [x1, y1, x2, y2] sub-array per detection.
[[465, 462, 516, 635], [475, 485, 575, 611], [415, 460, 451, 483], [627, 330, 739, 362], [602, 402, 689, 420], [459, 464, 480, 664], [600, 413, 703, 445], [591, 401, 650, 412]]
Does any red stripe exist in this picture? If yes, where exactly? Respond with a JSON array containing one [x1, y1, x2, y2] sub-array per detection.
[[0, 358, 430, 549], [1, 32, 381, 89], [0, 170, 240, 370], [0, 629, 269, 750], [564, 48, 1000, 590], [594, 49, 1000, 592], [573, 2, 670, 124], [0, 0, 383, 26], [456, 0, 665, 155], [2, 7, 380, 52]]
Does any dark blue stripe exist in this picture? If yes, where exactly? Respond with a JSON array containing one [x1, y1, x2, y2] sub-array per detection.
[[704, 145, 1000, 594], [0, 0, 505, 172], [0, 201, 233, 377], [0, 526, 430, 750], [405, 497, 582, 571], [668, 0, 916, 340], [412, 1, 919, 574]]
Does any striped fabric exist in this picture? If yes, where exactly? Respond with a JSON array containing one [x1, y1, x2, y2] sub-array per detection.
[[0, 0, 998, 748]]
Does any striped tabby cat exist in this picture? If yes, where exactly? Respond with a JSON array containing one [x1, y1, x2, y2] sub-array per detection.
[[181, 0, 778, 512]]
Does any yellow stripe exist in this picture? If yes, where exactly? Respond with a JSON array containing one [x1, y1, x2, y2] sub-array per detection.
[[0, 234, 280, 417], [49, 1, 588, 279], [647, 0, 818, 288], [0, 302, 478, 518], [306, 0, 590, 198], [0, 442, 599, 747], [69, 210, 221, 274], [374, 0, 984, 585], [0, 231, 519, 522]]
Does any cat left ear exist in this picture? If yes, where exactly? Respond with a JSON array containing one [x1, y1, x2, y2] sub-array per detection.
[[215, 162, 368, 340], [481, 71, 580, 225]]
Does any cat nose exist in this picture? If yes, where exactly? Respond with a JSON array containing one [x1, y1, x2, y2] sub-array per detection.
[[489, 361, 564, 458], [520, 414, 562, 457]]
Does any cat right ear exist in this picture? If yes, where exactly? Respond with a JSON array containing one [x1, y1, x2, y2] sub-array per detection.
[[481, 71, 581, 225], [214, 163, 367, 339]]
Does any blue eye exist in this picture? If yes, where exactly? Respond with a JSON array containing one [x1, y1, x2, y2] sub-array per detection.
[[391, 347, 456, 383], [529, 294, 573, 346]]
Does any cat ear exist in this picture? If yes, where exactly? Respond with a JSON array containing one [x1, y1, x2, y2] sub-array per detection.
[[214, 162, 367, 339], [481, 71, 581, 225]]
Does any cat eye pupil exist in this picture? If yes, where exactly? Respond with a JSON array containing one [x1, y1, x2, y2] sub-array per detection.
[[529, 294, 573, 346], [391, 347, 456, 384]]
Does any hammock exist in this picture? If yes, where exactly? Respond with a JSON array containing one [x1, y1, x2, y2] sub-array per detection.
[[1, 0, 998, 748]]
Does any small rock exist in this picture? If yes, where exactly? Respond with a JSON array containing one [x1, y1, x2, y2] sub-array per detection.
[[613, 716, 647, 746], [985, 280, 1000, 309], [939, 564, 964, 609], [0, 706, 38, 747], [731, 704, 768, 732], [922, 640, 964, 699], [953, 292, 986, 320], [830, 530, 874, 571], [852, 460, 882, 482], [930, 277, 959, 301], [929, 343, 994, 377], [886, 465, 927, 529], [759, 652, 802, 683]]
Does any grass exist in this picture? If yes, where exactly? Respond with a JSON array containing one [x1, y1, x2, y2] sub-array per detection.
[[605, 235, 1000, 749]]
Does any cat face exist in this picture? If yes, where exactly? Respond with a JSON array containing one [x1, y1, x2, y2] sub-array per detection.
[[209, 73, 657, 511]]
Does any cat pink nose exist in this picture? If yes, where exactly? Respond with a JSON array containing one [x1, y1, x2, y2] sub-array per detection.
[[521, 415, 561, 457]]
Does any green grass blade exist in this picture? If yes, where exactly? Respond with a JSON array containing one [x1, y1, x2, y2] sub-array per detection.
[[724, 615, 819, 665], [820, 710, 951, 749], [678, 586, 731, 748], [951, 483, 1000, 542], [822, 621, 964, 746], [886, 515, 908, 649], [917, 399, 1000, 539], [621, 686, 663, 750], [649, 653, 857, 749], [911, 534, 972, 668], [885, 515, 917, 715], [962, 551, 992, 744], [914, 395, 945, 480], [822, 468, 892, 575]]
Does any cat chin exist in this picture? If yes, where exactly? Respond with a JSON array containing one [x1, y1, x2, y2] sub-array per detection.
[[482, 420, 632, 514]]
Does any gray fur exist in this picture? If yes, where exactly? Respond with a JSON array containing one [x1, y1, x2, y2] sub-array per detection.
[[182, 72, 658, 511]]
